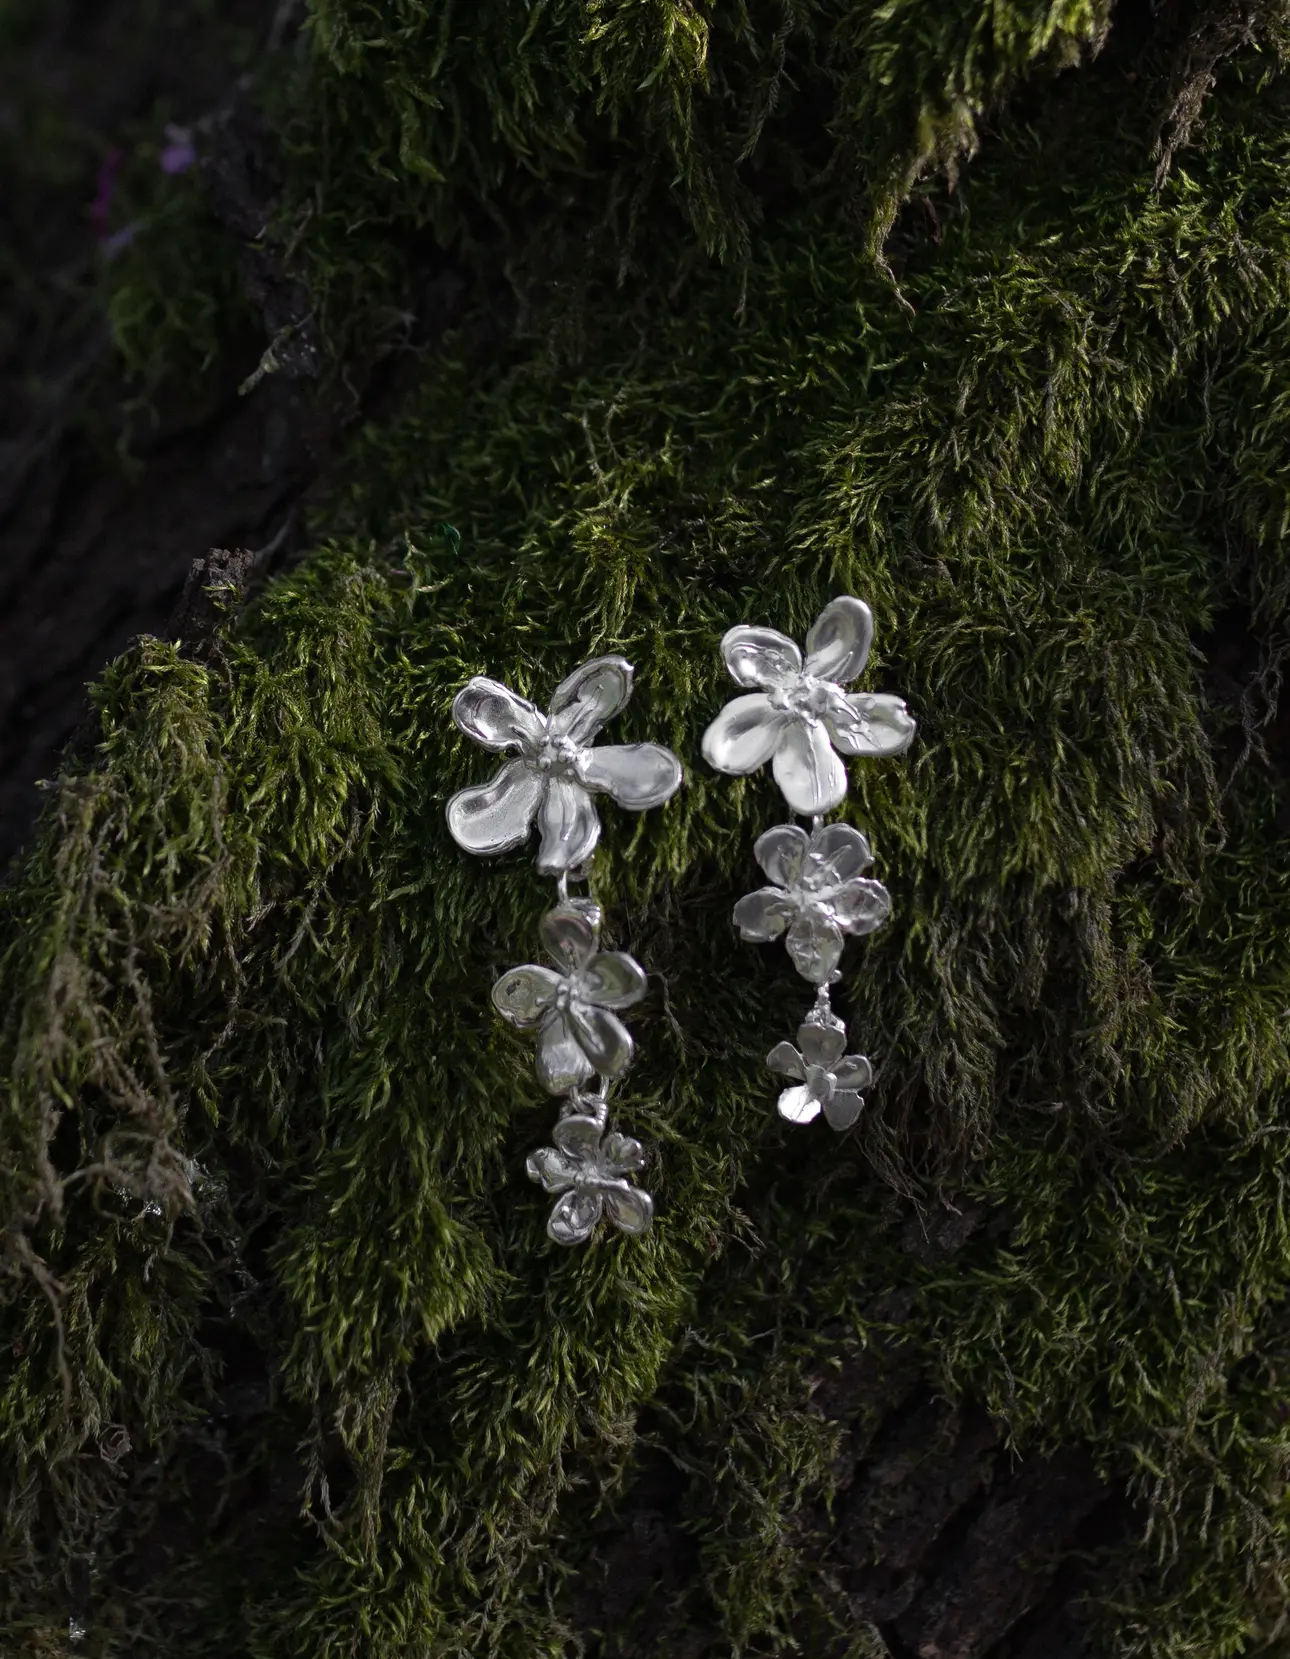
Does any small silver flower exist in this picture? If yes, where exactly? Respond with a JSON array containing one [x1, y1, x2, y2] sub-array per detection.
[[447, 656, 683, 874], [492, 902, 647, 1094], [733, 822, 892, 985], [701, 597, 916, 816], [527, 1111, 653, 1245], [767, 1012, 873, 1130]]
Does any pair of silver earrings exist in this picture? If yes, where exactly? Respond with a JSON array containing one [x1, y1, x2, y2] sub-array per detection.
[[446, 599, 916, 1246]]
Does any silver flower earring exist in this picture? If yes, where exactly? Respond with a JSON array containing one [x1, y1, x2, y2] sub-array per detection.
[[447, 655, 683, 1243], [701, 597, 915, 1130]]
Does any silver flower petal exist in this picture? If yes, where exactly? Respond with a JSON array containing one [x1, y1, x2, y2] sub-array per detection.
[[536, 775, 601, 874], [831, 877, 892, 934], [604, 1183, 653, 1235], [551, 1112, 605, 1159], [548, 1188, 605, 1246], [601, 1131, 648, 1175], [567, 1002, 634, 1077], [451, 677, 546, 751], [777, 1084, 822, 1124], [772, 719, 847, 815], [785, 912, 845, 984], [834, 1054, 874, 1091], [797, 1019, 847, 1067], [733, 888, 796, 943], [547, 656, 634, 743], [536, 1012, 596, 1094], [803, 596, 874, 684], [580, 743, 683, 809], [823, 1089, 864, 1131], [492, 964, 562, 1027], [803, 822, 873, 885], [818, 682, 880, 756], [578, 952, 648, 1010], [701, 693, 788, 775], [767, 1040, 806, 1081], [446, 760, 544, 855], [837, 693, 917, 757], [753, 823, 810, 887], [526, 1144, 579, 1192], [720, 625, 802, 689], [540, 903, 600, 971]]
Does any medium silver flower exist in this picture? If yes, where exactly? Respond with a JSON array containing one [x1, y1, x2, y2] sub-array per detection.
[[733, 822, 892, 985], [492, 902, 647, 1094], [767, 1013, 873, 1130], [527, 1111, 653, 1245], [447, 656, 683, 874], [701, 596, 916, 816]]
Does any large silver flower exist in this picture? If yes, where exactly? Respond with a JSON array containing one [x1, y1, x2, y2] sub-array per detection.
[[447, 656, 683, 874], [701, 597, 916, 816], [527, 1111, 653, 1245], [492, 902, 647, 1094], [767, 1013, 873, 1131], [733, 822, 891, 985]]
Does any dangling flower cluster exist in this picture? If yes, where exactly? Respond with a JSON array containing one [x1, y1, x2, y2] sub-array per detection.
[[702, 597, 915, 1131], [448, 656, 681, 1244], [493, 903, 658, 1245]]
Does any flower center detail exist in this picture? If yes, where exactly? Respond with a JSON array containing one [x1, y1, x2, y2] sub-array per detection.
[[805, 1064, 835, 1102], [769, 674, 834, 722], [797, 877, 842, 912], [533, 733, 582, 775]]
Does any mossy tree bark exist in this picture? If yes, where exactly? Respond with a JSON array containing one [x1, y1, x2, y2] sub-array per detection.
[[4, 3, 1290, 1658]]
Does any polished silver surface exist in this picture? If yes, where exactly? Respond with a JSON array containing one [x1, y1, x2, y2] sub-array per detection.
[[447, 655, 683, 874], [492, 901, 647, 1095], [527, 1108, 653, 1246], [733, 821, 891, 985], [701, 597, 915, 816], [767, 1010, 873, 1131]]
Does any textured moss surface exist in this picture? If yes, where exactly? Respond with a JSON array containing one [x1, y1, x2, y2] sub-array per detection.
[[5, 1, 1290, 1655]]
